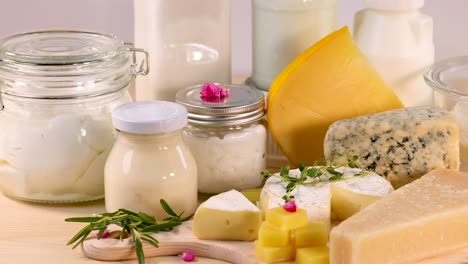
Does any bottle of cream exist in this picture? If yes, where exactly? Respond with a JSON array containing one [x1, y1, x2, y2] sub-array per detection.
[[105, 101, 198, 218]]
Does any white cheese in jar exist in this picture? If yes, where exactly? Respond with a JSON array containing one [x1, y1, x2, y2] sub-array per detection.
[[0, 110, 116, 201], [183, 123, 267, 194], [176, 84, 267, 194], [0, 30, 145, 202]]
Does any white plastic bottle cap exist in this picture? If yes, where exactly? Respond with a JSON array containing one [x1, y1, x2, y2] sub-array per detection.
[[364, 0, 424, 10], [112, 101, 188, 134]]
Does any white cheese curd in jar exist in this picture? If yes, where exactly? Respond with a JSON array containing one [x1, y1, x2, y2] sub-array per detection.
[[0, 30, 146, 202], [176, 84, 267, 194], [0, 94, 129, 202], [183, 122, 267, 194]]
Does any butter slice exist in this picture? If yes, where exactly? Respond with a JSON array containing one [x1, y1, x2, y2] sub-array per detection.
[[192, 190, 262, 241], [330, 169, 468, 264]]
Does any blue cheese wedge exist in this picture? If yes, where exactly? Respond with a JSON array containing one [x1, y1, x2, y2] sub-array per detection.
[[324, 106, 459, 188], [259, 167, 394, 228]]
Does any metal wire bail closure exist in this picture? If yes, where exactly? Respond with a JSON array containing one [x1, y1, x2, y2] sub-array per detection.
[[129, 47, 149, 76]]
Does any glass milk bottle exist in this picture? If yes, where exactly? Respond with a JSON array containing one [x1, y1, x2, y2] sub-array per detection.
[[252, 0, 336, 91], [105, 101, 198, 218], [354, 0, 434, 107], [134, 0, 232, 101]]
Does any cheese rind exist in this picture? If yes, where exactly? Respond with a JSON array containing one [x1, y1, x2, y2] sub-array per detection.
[[267, 27, 403, 165], [324, 106, 460, 188], [330, 169, 468, 264], [192, 190, 262, 241]]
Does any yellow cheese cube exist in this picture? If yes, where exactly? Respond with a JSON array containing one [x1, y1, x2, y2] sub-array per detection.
[[265, 206, 308, 230], [258, 222, 290, 247], [296, 247, 330, 264], [254, 240, 294, 263], [294, 221, 328, 247]]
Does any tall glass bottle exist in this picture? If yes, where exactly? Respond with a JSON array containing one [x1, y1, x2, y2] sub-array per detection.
[[252, 0, 336, 91], [134, 0, 232, 101]]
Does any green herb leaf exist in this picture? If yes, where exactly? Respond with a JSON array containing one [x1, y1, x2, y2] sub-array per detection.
[[298, 162, 305, 172], [261, 170, 272, 178], [280, 166, 290, 177], [66, 201, 189, 264], [160, 199, 177, 217], [65, 217, 102, 223]]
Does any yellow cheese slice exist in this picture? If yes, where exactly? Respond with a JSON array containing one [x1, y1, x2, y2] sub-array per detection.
[[330, 168, 468, 264], [267, 27, 403, 165]]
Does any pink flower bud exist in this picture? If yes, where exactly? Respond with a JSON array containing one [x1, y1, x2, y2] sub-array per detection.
[[181, 251, 195, 262], [96, 229, 110, 239], [200, 83, 230, 102], [283, 200, 297, 212]]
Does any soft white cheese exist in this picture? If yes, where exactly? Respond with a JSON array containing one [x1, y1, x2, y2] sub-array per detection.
[[259, 167, 394, 227], [192, 190, 262, 241]]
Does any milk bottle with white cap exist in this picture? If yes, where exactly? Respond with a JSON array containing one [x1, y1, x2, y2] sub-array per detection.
[[354, 0, 434, 107]]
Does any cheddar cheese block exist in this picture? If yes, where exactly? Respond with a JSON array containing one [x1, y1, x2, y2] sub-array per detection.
[[325, 106, 459, 188], [330, 169, 468, 264]]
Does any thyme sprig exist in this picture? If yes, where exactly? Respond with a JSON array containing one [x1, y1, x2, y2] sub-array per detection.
[[261, 157, 368, 202], [65, 199, 190, 264]]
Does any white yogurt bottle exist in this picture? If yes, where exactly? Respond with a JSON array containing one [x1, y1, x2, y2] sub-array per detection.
[[134, 0, 232, 101], [176, 84, 267, 194], [354, 0, 434, 107], [252, 0, 336, 91], [105, 101, 198, 218]]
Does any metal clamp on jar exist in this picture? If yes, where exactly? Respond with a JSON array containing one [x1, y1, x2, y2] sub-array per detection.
[[176, 84, 267, 194], [0, 30, 148, 203]]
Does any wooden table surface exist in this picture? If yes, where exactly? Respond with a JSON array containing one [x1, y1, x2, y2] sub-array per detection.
[[0, 194, 227, 264], [2, 192, 468, 264]]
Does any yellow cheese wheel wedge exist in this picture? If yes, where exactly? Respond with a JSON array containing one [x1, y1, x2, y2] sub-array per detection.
[[267, 26, 403, 165]]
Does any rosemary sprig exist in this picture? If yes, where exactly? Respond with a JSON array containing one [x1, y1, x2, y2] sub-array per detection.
[[65, 199, 190, 264], [262, 158, 368, 203]]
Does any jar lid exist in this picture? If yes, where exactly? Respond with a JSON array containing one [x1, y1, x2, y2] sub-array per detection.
[[0, 30, 125, 64], [176, 84, 265, 126], [424, 56, 468, 100], [0, 30, 147, 100], [112, 101, 188, 134], [364, 0, 424, 10]]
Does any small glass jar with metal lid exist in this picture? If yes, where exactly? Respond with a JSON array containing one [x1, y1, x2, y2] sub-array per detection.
[[176, 84, 267, 194], [0, 30, 148, 203]]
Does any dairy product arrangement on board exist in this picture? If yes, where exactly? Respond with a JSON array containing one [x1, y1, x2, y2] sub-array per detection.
[[2, 1, 468, 264]]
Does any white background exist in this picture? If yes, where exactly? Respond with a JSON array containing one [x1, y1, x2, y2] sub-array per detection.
[[0, 0, 467, 76]]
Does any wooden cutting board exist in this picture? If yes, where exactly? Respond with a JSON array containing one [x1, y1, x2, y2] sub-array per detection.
[[82, 221, 468, 264]]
